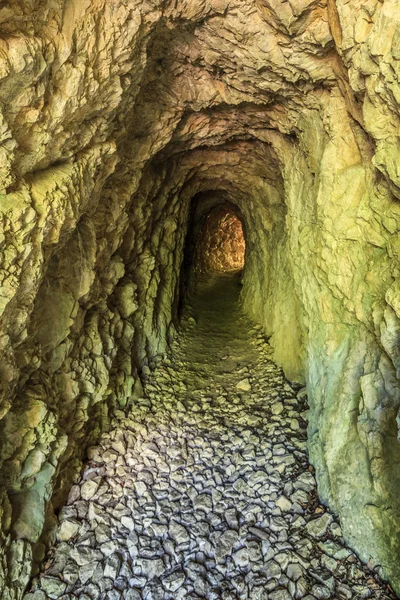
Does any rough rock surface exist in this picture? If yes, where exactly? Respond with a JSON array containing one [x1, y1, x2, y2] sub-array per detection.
[[194, 207, 245, 273], [24, 275, 395, 600], [1, 0, 400, 596]]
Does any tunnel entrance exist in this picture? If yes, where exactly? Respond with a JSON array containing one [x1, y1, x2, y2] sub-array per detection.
[[195, 207, 245, 274], [177, 198, 247, 319]]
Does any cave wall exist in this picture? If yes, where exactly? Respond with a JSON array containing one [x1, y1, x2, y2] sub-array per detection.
[[193, 207, 245, 274], [1, 0, 400, 596], [248, 100, 400, 585]]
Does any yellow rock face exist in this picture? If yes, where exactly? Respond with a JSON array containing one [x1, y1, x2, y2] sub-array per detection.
[[1, 0, 400, 596]]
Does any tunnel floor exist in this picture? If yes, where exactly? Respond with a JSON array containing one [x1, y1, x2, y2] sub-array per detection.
[[26, 274, 394, 600]]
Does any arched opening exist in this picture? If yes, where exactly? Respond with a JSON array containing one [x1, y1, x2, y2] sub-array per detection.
[[177, 194, 247, 320], [195, 206, 245, 274]]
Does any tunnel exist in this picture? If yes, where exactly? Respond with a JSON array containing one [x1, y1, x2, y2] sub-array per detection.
[[190, 203, 245, 275], [196, 208, 245, 274], [1, 1, 400, 599]]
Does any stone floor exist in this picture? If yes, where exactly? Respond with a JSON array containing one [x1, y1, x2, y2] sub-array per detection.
[[25, 274, 395, 600]]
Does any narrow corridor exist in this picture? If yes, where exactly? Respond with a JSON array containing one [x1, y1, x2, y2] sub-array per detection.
[[25, 275, 394, 600]]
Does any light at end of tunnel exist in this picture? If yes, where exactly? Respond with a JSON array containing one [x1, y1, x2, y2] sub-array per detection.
[[197, 208, 245, 273]]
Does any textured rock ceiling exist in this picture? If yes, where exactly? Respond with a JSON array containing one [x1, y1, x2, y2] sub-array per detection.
[[1, 0, 400, 597], [1, 0, 395, 185]]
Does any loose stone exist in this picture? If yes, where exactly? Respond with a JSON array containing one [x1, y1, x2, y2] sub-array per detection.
[[24, 278, 395, 600], [306, 514, 333, 539]]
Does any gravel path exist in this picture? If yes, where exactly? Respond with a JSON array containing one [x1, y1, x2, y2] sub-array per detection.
[[25, 274, 395, 600]]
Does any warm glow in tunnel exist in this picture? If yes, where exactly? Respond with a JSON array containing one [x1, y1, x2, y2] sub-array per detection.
[[196, 208, 245, 273]]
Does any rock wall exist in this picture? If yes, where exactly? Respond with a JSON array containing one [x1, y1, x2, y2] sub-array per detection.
[[1, 0, 400, 596], [194, 207, 245, 273]]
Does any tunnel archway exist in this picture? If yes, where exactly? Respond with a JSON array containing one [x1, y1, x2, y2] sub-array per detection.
[[194, 206, 245, 274], [177, 192, 248, 319]]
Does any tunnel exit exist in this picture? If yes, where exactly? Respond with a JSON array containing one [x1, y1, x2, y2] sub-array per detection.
[[196, 207, 245, 274]]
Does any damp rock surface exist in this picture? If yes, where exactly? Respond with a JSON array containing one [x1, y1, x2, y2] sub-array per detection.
[[24, 275, 394, 600]]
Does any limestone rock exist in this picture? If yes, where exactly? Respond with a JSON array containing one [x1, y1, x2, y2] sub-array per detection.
[[306, 514, 333, 539], [1, 0, 400, 596], [57, 519, 80, 542], [236, 379, 251, 392]]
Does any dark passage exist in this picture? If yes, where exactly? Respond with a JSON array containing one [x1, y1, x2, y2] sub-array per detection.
[[25, 275, 394, 600]]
